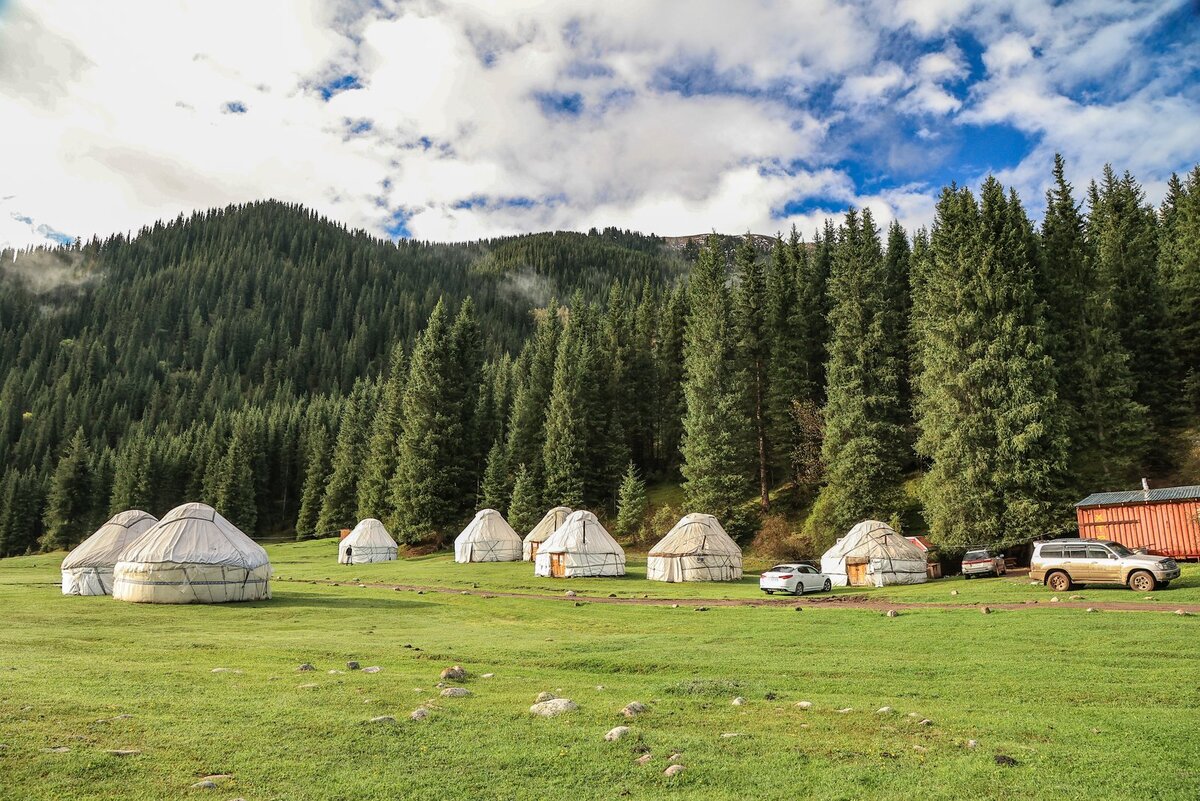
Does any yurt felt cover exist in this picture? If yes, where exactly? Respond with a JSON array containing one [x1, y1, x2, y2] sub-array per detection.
[[819, 520, 928, 587], [454, 509, 522, 563], [533, 510, 626, 577], [61, 510, 158, 596], [113, 502, 272, 603], [523, 506, 572, 560], [339, 518, 399, 564], [646, 513, 743, 582]]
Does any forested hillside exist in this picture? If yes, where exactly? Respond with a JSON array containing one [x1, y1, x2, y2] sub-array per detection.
[[1, 161, 1198, 558]]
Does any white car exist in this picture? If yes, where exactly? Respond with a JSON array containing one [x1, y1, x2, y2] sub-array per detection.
[[760, 563, 832, 595]]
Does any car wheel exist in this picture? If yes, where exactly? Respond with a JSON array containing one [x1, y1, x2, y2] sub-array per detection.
[[1128, 570, 1157, 593], [964, 574, 972, 580], [1046, 571, 1072, 592], [793, 583, 804, 596], [823, 579, 831, 592], [764, 590, 774, 595]]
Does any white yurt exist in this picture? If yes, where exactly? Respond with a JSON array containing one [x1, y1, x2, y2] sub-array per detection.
[[646, 513, 743, 582], [454, 509, 522, 563], [523, 506, 572, 561], [819, 520, 928, 587], [339, 518, 398, 564], [112, 502, 272, 603], [61, 510, 158, 596], [533, 510, 626, 578]]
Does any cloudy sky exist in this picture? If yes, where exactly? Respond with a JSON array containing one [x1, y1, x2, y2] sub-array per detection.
[[2, 0, 1198, 250]]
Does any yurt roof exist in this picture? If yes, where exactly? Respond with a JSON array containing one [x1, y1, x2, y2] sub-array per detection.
[[61, 510, 158, 570], [117, 502, 269, 569], [456, 509, 521, 544], [822, 520, 925, 562], [344, 518, 397, 548], [648, 513, 741, 558], [539, 510, 623, 554], [524, 506, 573, 544]]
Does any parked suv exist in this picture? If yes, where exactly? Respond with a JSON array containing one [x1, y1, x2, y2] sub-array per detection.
[[961, 548, 1006, 578], [1030, 539, 1180, 592]]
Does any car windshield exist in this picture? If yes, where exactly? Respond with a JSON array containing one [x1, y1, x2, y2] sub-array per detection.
[[1104, 542, 1133, 556], [768, 566, 792, 573], [964, 551, 988, 560]]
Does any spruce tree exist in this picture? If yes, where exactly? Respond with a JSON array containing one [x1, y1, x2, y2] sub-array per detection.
[[808, 209, 907, 544], [109, 432, 154, 514], [504, 302, 561, 488], [41, 428, 94, 550], [541, 307, 588, 508], [655, 284, 687, 472], [766, 229, 805, 482], [680, 235, 753, 529], [480, 437, 510, 511], [357, 342, 406, 520], [317, 381, 374, 535], [506, 463, 541, 535], [614, 461, 648, 543], [733, 235, 771, 510], [915, 180, 1069, 550], [1158, 166, 1200, 411], [215, 416, 258, 534], [295, 424, 332, 540], [448, 297, 484, 508]]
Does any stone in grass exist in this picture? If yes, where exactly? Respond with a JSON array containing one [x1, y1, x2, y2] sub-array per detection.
[[1086, 607, 1098, 613], [482, 673, 495, 678], [635, 753, 653, 765], [950, 590, 958, 596], [695, 606, 710, 612], [535, 691, 556, 703], [622, 701, 647, 718], [1176, 609, 1191, 616], [440, 665, 467, 681], [566, 590, 577, 598], [440, 687, 471, 698], [297, 663, 316, 672], [1050, 596, 1060, 603], [966, 739, 978, 749], [106, 749, 141, 757], [885, 610, 898, 618], [191, 780, 218, 790], [605, 726, 631, 741], [876, 706, 893, 714], [410, 708, 430, 721], [530, 698, 577, 717], [297, 683, 319, 689], [369, 715, 397, 724], [362, 666, 382, 674], [980, 606, 992, 615], [668, 753, 684, 764], [731, 697, 746, 706], [210, 668, 241, 674], [664, 764, 686, 777], [347, 661, 360, 671], [1070, 595, 1083, 600], [917, 718, 933, 726], [836, 708, 853, 714]]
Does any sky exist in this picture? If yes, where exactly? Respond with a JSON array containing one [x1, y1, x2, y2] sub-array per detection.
[[1, 0, 1198, 250]]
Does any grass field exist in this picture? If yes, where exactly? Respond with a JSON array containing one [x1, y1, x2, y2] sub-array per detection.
[[2, 545, 1198, 800]]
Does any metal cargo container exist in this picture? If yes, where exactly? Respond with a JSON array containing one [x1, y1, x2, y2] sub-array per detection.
[[1074, 484, 1200, 560]]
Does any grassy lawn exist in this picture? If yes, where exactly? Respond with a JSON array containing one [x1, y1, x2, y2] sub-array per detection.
[[1, 547, 1197, 800]]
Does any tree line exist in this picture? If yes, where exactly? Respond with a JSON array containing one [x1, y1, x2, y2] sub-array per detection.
[[1, 159, 1198, 557]]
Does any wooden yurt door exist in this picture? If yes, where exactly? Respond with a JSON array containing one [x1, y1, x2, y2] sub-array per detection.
[[529, 542, 539, 561], [847, 561, 868, 586], [550, 553, 565, 578]]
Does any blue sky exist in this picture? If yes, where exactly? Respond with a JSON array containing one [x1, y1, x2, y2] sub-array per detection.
[[1, 0, 1198, 249]]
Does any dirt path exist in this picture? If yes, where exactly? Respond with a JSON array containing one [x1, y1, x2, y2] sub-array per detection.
[[278, 578, 1200, 614]]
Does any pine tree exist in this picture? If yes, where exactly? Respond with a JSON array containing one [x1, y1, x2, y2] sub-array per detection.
[[541, 306, 588, 508], [654, 284, 687, 471], [1158, 166, 1200, 411], [317, 381, 374, 535], [614, 461, 648, 543], [506, 463, 541, 535], [480, 437, 510, 511], [504, 302, 561, 487], [733, 235, 771, 510], [41, 427, 94, 550], [448, 297, 484, 508], [680, 235, 753, 530], [390, 299, 463, 544], [915, 180, 1069, 550], [808, 209, 907, 544], [110, 432, 155, 514], [215, 416, 258, 534], [357, 342, 406, 520], [765, 229, 805, 482], [295, 424, 332, 540]]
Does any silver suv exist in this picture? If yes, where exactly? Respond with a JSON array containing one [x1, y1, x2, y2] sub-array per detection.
[[1030, 539, 1180, 592]]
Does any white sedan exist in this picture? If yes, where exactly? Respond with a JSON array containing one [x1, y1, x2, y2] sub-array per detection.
[[760, 563, 832, 595]]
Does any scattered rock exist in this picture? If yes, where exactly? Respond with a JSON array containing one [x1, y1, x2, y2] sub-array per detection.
[[1085, 607, 1098, 613], [369, 716, 396, 724], [43, 746, 70, 753], [605, 726, 631, 741], [1070, 594, 1083, 600], [1144, 595, 1154, 600], [394, 587, 403, 592], [347, 661, 360, 670], [1176, 609, 1191, 616], [595, 685, 606, 691], [440, 687, 471, 698], [994, 754, 1018, 767], [912, 745, 927, 753], [608, 593, 617, 598], [795, 701, 813, 710], [731, 696, 746, 706], [1028, 580, 1040, 585], [836, 708, 853, 714], [362, 666, 382, 674], [668, 753, 684, 763], [482, 673, 495, 678], [358, 584, 366, 588], [966, 739, 978, 749], [671, 604, 679, 609], [622, 701, 647, 718], [410, 708, 430, 721], [210, 668, 241, 674], [460, 590, 470, 595], [106, 749, 141, 757], [297, 663, 316, 672], [297, 683, 318, 689], [417, 590, 424, 595], [876, 706, 893, 714], [663, 764, 686, 777], [440, 665, 467, 681], [720, 732, 743, 738], [695, 606, 710, 612], [565, 590, 577, 598], [885, 610, 898, 618], [917, 718, 933, 726], [794, 606, 803, 612], [1050, 596, 1060, 603], [531, 698, 578, 717], [535, 691, 556, 703], [327, 669, 345, 675], [635, 753, 653, 765], [980, 606, 992, 615], [574, 602, 584, 607], [907, 712, 919, 718], [950, 590, 958, 596], [191, 780, 217, 790]]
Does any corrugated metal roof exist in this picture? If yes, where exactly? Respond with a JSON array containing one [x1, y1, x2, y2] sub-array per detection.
[[1075, 485, 1200, 507]]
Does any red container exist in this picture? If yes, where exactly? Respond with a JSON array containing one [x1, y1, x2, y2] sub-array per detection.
[[1075, 486, 1200, 560]]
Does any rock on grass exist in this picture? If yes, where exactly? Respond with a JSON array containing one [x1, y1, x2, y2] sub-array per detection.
[[664, 764, 686, 777], [369, 715, 397, 724], [410, 708, 430, 721], [535, 692, 556, 703], [605, 726, 631, 741], [530, 698, 577, 717], [440, 665, 467, 681], [622, 701, 647, 718], [440, 687, 471, 698]]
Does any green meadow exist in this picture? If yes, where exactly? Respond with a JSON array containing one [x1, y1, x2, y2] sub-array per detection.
[[1, 546, 1198, 800]]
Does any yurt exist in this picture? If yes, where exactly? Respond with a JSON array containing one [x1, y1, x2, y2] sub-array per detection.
[[646, 513, 743, 582], [60, 510, 158, 596], [454, 509, 522, 563], [339, 518, 398, 564], [533, 510, 626, 578], [523, 506, 572, 561], [112, 502, 272, 603], [819, 520, 928, 587]]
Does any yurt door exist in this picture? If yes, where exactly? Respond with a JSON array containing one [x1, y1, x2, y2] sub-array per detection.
[[847, 560, 868, 586], [530, 542, 539, 561], [550, 553, 565, 578]]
